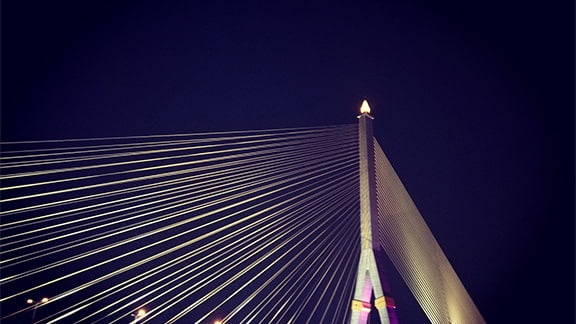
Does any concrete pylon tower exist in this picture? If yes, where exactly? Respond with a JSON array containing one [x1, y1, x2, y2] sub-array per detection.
[[350, 99, 398, 324]]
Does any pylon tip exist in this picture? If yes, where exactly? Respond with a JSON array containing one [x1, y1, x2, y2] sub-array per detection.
[[360, 99, 371, 114]]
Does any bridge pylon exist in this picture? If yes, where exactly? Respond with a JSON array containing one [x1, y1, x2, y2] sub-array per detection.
[[350, 100, 398, 324]]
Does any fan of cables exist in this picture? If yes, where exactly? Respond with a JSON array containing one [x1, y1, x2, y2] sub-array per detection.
[[1, 124, 360, 324]]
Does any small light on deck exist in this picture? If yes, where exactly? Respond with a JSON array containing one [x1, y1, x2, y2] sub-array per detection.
[[133, 308, 147, 319], [360, 99, 371, 114]]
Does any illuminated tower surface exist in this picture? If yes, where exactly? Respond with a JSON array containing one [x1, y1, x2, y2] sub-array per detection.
[[350, 100, 399, 324]]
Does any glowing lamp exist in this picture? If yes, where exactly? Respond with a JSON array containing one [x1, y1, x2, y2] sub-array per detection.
[[360, 99, 371, 114], [136, 308, 146, 317], [41, 297, 49, 303], [26, 299, 34, 304]]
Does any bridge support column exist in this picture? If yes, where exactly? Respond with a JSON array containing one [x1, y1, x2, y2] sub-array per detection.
[[350, 100, 396, 324], [350, 250, 392, 324]]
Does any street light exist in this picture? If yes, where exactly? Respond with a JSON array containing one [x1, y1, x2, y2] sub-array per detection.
[[136, 308, 146, 318], [131, 308, 147, 322], [26, 297, 49, 323]]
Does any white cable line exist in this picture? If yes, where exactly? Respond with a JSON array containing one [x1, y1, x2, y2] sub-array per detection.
[[217, 199, 357, 323], [238, 199, 357, 322], [1, 126, 353, 160], [0, 131, 350, 182], [0, 125, 366, 322], [0, 124, 353, 145], [0, 154, 356, 300], [0, 136, 353, 205], [117, 165, 358, 324], [0, 128, 353, 169], [1, 142, 349, 246], [0, 139, 355, 218], [64, 166, 356, 323], [1, 147, 354, 267], [164, 188, 353, 324], [97, 172, 356, 324], [307, 228, 359, 324], [34, 174, 353, 324], [2, 145, 354, 256]]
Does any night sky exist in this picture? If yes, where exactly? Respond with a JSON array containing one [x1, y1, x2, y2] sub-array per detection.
[[2, 1, 574, 323]]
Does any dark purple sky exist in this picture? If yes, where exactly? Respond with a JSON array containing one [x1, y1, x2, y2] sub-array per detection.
[[2, 1, 574, 323]]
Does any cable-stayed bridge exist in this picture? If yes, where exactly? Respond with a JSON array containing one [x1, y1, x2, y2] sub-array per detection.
[[0, 102, 485, 323]]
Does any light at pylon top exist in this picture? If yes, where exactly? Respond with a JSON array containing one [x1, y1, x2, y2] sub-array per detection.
[[360, 99, 371, 114]]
